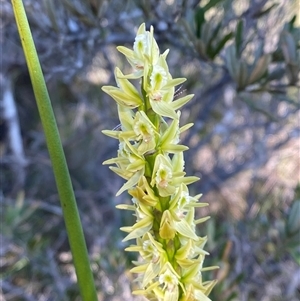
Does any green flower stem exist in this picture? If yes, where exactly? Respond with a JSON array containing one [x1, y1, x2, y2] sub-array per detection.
[[11, 1, 98, 300]]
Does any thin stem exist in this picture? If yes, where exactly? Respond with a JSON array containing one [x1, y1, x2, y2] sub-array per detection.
[[11, 1, 98, 300]]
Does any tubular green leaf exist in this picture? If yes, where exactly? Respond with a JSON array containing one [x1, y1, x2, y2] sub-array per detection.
[[11, 1, 98, 300]]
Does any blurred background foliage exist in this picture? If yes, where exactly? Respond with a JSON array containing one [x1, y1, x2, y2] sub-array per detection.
[[1, 0, 299, 300]]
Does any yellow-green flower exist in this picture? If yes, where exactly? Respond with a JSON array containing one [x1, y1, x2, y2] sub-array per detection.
[[102, 22, 217, 301], [117, 23, 159, 78], [102, 68, 143, 108]]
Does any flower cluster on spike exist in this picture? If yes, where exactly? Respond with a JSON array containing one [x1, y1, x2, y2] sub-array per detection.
[[102, 23, 217, 301]]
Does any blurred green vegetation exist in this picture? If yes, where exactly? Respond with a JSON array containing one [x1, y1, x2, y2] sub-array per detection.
[[1, 0, 299, 300]]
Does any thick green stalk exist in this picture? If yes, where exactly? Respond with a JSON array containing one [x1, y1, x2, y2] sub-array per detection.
[[11, 1, 98, 300]]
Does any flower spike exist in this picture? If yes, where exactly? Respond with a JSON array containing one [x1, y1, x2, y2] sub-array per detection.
[[102, 23, 217, 301]]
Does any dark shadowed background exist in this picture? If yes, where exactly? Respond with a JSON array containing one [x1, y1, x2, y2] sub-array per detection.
[[1, 0, 299, 300]]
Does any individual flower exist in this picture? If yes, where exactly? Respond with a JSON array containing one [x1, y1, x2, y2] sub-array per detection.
[[133, 111, 158, 154], [120, 201, 153, 242], [126, 233, 168, 288], [158, 263, 181, 301], [151, 154, 176, 197], [103, 139, 146, 196], [117, 23, 159, 78], [102, 68, 143, 108], [144, 54, 194, 120], [158, 112, 190, 153]]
